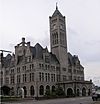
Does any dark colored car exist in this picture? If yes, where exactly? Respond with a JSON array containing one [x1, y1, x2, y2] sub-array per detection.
[[92, 91, 100, 101]]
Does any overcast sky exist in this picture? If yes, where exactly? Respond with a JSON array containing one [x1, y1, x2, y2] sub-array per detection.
[[0, 0, 100, 86]]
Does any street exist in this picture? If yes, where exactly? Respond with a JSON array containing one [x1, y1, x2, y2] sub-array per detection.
[[1, 97, 96, 104]]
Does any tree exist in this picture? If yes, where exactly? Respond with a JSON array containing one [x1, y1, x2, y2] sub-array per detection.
[[55, 87, 66, 96]]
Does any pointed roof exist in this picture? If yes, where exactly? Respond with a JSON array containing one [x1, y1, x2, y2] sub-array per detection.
[[52, 4, 63, 17]]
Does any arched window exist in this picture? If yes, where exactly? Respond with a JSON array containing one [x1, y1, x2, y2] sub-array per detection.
[[23, 86, 27, 97], [30, 86, 34, 96], [52, 86, 55, 92], [39, 85, 44, 95]]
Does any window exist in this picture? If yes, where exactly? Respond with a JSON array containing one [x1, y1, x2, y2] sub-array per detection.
[[30, 64, 34, 71], [5, 70, 9, 75], [30, 73, 31, 81], [42, 73, 44, 82], [68, 76, 72, 80], [45, 56, 49, 63], [17, 75, 21, 83], [32, 73, 34, 81], [52, 19, 57, 23], [42, 64, 44, 69], [23, 74, 27, 82], [29, 65, 31, 70], [45, 65, 47, 70], [63, 75, 66, 81], [51, 74, 53, 82], [51, 74, 55, 82], [48, 65, 50, 70], [56, 67, 60, 71], [10, 75, 15, 84], [54, 74, 55, 82], [32, 64, 34, 69], [68, 68, 72, 73], [53, 24, 56, 29], [1, 78, 3, 85], [51, 66, 55, 71], [39, 72, 41, 81], [63, 68, 66, 71], [57, 75, 60, 82], [74, 69, 76, 74], [45, 73, 47, 82], [1, 71, 3, 75], [22, 66, 26, 71], [11, 69, 14, 74], [25, 56, 31, 63], [5, 77, 9, 84], [29, 56, 31, 62], [17, 67, 20, 73], [52, 32, 58, 45], [48, 73, 50, 82], [30, 73, 34, 82], [60, 32, 65, 45], [39, 64, 41, 68], [25, 74, 26, 82]]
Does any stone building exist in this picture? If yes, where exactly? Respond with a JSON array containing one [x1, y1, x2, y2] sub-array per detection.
[[0, 6, 92, 97]]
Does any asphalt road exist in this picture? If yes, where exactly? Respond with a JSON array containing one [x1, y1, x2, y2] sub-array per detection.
[[1, 97, 95, 104]]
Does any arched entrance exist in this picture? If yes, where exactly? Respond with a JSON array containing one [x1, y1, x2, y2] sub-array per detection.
[[82, 87, 86, 96], [10, 87, 14, 95], [88, 89, 91, 96], [30, 86, 34, 96], [45, 85, 50, 95], [39, 85, 44, 95], [46, 85, 50, 91], [1, 86, 10, 95], [77, 89, 80, 96], [17, 87, 20, 96], [52, 86, 55, 93], [23, 86, 27, 97], [67, 88, 73, 97]]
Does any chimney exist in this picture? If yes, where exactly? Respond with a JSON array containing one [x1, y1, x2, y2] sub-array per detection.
[[27, 42, 30, 47], [22, 37, 25, 46]]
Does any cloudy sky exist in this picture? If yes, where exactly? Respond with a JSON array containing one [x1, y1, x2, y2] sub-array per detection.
[[0, 0, 100, 86]]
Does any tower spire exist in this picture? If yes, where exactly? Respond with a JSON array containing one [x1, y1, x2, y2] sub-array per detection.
[[56, 2, 58, 10]]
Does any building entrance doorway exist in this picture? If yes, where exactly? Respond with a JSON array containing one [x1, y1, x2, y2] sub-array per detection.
[[67, 88, 73, 97]]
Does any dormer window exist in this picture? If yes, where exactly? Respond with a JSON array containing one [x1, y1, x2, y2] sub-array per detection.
[[25, 56, 31, 63], [45, 55, 49, 63]]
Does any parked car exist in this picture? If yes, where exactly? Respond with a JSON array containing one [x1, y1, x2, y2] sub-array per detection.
[[92, 90, 100, 101]]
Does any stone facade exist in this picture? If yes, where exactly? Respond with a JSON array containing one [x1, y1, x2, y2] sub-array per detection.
[[0, 6, 92, 97]]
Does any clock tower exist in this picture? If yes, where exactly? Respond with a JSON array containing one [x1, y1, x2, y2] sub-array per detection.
[[49, 5, 68, 81]]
